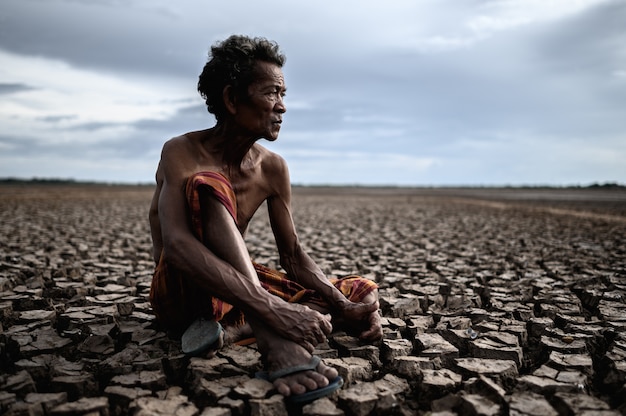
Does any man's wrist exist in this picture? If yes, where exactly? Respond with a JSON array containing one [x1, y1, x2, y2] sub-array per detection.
[[331, 295, 349, 312]]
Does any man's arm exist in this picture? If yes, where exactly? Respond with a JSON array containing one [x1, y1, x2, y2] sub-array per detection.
[[157, 139, 283, 310], [148, 162, 164, 264], [156, 140, 331, 350], [266, 155, 379, 316]]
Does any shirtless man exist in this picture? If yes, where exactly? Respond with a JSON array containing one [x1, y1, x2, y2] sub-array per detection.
[[149, 35, 382, 401]]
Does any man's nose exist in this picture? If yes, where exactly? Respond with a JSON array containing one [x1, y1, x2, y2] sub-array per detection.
[[275, 96, 286, 113]]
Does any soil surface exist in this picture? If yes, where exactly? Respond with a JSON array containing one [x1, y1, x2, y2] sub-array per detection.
[[1, 184, 625, 415]]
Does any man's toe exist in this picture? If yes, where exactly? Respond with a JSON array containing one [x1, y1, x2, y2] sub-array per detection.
[[317, 363, 339, 381]]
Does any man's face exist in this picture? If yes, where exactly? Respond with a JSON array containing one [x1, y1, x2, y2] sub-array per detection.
[[234, 61, 287, 141]]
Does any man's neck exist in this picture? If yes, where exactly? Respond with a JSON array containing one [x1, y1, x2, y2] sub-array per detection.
[[207, 122, 259, 171]]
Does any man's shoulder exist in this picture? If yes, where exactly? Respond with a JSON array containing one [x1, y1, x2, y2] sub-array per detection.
[[255, 143, 288, 180], [162, 133, 195, 151], [254, 144, 287, 170], [161, 133, 206, 164], [158, 133, 203, 183]]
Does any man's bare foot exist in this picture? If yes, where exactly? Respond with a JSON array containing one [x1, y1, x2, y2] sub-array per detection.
[[255, 324, 339, 398], [266, 339, 339, 397], [222, 322, 254, 345]]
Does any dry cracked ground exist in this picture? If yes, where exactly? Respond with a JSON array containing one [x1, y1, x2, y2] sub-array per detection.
[[1, 184, 625, 416]]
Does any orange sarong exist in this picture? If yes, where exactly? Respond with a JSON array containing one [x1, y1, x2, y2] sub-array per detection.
[[149, 171, 377, 331]]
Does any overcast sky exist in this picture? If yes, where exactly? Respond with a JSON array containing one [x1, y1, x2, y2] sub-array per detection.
[[1, 0, 625, 186]]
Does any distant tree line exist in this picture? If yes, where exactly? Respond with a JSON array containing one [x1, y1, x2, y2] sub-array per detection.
[[0, 178, 152, 186], [0, 177, 623, 189]]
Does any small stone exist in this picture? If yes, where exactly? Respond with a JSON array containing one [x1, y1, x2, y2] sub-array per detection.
[[528, 317, 554, 338], [78, 334, 115, 355], [469, 337, 523, 366], [218, 345, 262, 372], [162, 353, 188, 385], [431, 393, 462, 413], [17, 309, 56, 323], [2, 370, 37, 398], [540, 335, 587, 354], [0, 391, 17, 412], [116, 301, 135, 316], [458, 392, 501, 416], [455, 358, 518, 389], [500, 324, 528, 346], [381, 338, 413, 363], [20, 327, 73, 356], [414, 333, 459, 366], [132, 393, 199, 416], [188, 356, 230, 382], [551, 392, 615, 415], [233, 378, 273, 400], [508, 391, 558, 416], [387, 295, 423, 318], [188, 356, 247, 381], [464, 375, 507, 405], [49, 396, 109, 416], [302, 397, 345, 416], [194, 378, 232, 404], [406, 315, 435, 336], [104, 385, 151, 410], [547, 351, 594, 376], [110, 370, 168, 391], [373, 374, 410, 412], [419, 369, 462, 403], [325, 357, 372, 384], [6, 401, 45, 415], [516, 375, 577, 394], [330, 334, 362, 351], [50, 374, 99, 401], [24, 392, 68, 414], [383, 317, 407, 330], [199, 407, 232, 416], [533, 365, 558, 379], [249, 394, 288, 416], [217, 396, 245, 414], [555, 370, 588, 386], [348, 345, 381, 368], [393, 355, 425, 379], [338, 383, 378, 416]]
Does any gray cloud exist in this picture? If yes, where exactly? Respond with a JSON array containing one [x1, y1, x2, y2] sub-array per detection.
[[0, 83, 36, 94], [0, 0, 624, 185]]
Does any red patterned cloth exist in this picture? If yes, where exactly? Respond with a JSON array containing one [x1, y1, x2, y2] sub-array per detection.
[[149, 171, 378, 331]]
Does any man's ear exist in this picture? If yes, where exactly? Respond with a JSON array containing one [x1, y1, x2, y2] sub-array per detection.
[[223, 85, 237, 115]]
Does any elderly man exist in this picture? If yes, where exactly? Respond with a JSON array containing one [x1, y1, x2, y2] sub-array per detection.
[[149, 35, 382, 403]]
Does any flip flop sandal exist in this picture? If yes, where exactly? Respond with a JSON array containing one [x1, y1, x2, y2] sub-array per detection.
[[256, 355, 344, 404], [181, 318, 223, 356]]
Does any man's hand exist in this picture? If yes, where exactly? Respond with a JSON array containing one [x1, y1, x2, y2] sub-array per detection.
[[337, 299, 383, 341], [269, 303, 333, 353]]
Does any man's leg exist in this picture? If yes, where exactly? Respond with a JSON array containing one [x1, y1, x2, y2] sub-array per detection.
[[199, 190, 339, 396]]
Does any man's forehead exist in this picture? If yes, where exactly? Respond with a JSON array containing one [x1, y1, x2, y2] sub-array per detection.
[[252, 61, 285, 85]]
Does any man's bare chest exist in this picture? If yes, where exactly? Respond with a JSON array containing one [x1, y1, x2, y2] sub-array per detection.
[[229, 173, 270, 233]]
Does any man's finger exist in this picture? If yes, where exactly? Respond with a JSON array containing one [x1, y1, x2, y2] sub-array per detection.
[[320, 318, 333, 335], [351, 301, 378, 313], [364, 301, 379, 312], [360, 324, 383, 341]]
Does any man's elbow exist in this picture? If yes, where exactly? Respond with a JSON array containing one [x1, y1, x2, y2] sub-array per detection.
[[160, 235, 188, 266]]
